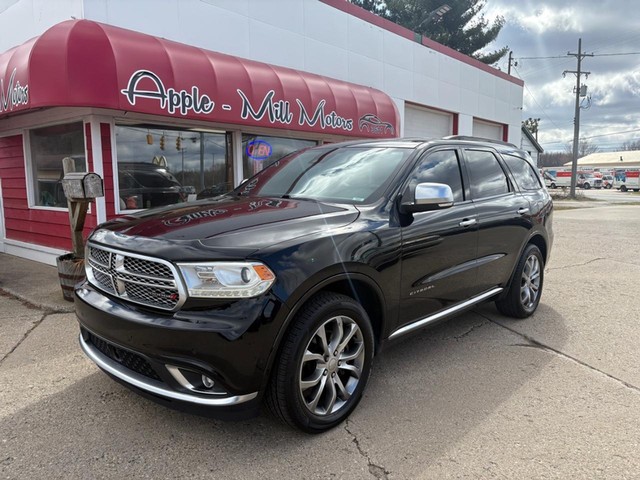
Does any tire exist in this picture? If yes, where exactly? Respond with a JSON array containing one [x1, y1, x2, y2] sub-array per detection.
[[550, 183, 556, 189], [606, 184, 613, 189], [621, 185, 628, 192], [583, 182, 591, 190], [496, 244, 544, 319], [266, 292, 374, 433]]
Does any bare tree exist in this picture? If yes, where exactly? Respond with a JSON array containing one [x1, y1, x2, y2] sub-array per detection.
[[621, 140, 640, 151], [565, 137, 599, 158], [539, 152, 572, 167]]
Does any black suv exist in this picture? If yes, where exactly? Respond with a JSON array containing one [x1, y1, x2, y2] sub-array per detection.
[[75, 137, 553, 433]]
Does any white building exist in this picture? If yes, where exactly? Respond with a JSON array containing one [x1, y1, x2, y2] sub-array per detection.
[[0, 0, 524, 264]]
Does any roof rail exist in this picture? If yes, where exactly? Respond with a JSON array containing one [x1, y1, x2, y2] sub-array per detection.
[[443, 135, 517, 148]]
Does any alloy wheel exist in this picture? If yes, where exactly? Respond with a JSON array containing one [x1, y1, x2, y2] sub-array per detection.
[[520, 254, 541, 309], [298, 315, 365, 416]]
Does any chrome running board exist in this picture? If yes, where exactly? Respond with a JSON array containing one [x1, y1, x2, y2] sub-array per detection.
[[389, 287, 503, 340]]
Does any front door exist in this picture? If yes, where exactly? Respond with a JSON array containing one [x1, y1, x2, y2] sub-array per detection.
[[398, 149, 479, 327]]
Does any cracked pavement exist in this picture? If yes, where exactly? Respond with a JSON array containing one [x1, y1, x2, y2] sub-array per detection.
[[2, 205, 640, 479]]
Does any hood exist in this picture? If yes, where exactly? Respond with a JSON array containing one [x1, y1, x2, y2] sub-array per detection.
[[93, 195, 359, 253]]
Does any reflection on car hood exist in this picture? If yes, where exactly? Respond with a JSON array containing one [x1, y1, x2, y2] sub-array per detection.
[[93, 195, 359, 251]]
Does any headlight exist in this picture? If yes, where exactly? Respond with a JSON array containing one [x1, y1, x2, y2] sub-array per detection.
[[177, 262, 275, 298]]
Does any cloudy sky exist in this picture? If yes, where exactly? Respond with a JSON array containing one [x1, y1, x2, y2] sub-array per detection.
[[483, 0, 640, 152]]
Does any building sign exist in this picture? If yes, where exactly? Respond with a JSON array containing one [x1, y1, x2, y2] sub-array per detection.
[[0, 68, 29, 114], [119, 70, 394, 137], [120, 70, 214, 115]]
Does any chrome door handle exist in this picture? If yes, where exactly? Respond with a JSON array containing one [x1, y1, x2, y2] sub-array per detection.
[[517, 208, 529, 215], [459, 218, 477, 227]]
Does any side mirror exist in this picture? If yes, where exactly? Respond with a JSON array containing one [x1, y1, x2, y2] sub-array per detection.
[[400, 182, 454, 213]]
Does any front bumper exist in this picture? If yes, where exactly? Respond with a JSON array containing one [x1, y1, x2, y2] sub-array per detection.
[[75, 281, 288, 416]]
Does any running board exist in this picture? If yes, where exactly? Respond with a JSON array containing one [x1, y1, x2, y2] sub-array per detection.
[[389, 287, 503, 340]]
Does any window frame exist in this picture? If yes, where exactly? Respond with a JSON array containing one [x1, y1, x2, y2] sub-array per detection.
[[461, 148, 514, 201], [501, 153, 543, 191], [405, 147, 468, 205], [24, 120, 89, 211]]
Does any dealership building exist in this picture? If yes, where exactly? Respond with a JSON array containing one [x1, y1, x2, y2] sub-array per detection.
[[0, 0, 524, 265]]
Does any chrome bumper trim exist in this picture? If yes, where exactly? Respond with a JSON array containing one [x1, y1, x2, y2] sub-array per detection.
[[79, 334, 258, 406], [389, 287, 504, 339]]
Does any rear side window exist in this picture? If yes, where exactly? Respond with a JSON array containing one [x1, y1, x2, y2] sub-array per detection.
[[408, 150, 464, 203], [464, 149, 509, 199], [503, 154, 542, 191]]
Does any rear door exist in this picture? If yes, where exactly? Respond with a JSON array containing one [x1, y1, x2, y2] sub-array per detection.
[[398, 148, 479, 326], [462, 148, 531, 293]]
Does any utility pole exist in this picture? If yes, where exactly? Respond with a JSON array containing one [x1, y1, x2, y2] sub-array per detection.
[[563, 38, 593, 199], [507, 51, 516, 75]]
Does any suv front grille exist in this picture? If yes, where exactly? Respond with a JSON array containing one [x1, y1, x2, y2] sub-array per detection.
[[87, 332, 161, 381], [87, 245, 183, 310]]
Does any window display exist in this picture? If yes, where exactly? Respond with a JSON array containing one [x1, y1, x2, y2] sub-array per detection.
[[115, 125, 232, 210]]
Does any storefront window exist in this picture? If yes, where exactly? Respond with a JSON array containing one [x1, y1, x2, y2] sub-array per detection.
[[29, 122, 86, 208], [115, 125, 232, 210], [242, 134, 317, 178]]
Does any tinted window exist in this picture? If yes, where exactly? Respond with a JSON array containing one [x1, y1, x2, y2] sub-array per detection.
[[503, 154, 541, 190], [465, 150, 509, 198], [408, 150, 464, 202]]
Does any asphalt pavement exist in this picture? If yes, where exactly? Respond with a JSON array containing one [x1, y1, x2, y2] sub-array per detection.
[[2, 200, 640, 479]]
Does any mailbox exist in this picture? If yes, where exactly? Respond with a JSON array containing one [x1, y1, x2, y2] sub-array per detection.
[[61, 172, 104, 200]]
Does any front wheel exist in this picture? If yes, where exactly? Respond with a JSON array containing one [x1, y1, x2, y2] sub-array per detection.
[[496, 244, 544, 319], [550, 183, 556, 189], [621, 185, 628, 192], [266, 292, 374, 433], [583, 182, 591, 189]]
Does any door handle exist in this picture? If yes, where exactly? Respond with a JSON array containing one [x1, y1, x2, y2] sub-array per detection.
[[459, 218, 477, 227], [517, 208, 529, 215]]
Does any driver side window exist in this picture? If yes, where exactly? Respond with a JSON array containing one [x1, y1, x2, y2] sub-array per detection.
[[408, 150, 465, 203]]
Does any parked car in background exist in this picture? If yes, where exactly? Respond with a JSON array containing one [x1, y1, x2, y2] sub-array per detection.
[[76, 137, 553, 433], [543, 171, 557, 189], [601, 174, 615, 189], [118, 162, 185, 209], [577, 172, 602, 189]]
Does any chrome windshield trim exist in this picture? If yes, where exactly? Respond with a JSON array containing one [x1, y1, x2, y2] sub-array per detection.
[[79, 334, 258, 406], [389, 287, 504, 340]]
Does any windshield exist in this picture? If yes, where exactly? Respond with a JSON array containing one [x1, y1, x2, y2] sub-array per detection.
[[236, 146, 412, 204]]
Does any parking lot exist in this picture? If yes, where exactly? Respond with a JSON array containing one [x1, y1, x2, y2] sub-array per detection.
[[2, 202, 640, 479]]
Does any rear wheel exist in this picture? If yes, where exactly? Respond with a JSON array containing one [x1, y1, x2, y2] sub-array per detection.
[[266, 292, 374, 433], [621, 185, 628, 192], [550, 182, 556, 189], [496, 244, 544, 319]]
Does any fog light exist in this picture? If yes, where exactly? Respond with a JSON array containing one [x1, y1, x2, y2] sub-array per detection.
[[202, 375, 215, 389]]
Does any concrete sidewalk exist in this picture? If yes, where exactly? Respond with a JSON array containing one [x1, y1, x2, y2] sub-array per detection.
[[0, 253, 75, 313]]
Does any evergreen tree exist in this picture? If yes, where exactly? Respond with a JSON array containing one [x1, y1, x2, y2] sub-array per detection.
[[351, 0, 508, 65]]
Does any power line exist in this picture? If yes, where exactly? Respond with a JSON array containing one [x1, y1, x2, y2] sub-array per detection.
[[516, 51, 640, 60], [513, 65, 565, 132]]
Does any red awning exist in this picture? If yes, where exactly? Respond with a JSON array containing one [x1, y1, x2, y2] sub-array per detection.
[[0, 20, 399, 138]]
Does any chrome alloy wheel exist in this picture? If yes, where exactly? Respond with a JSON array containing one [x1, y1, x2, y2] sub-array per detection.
[[298, 315, 365, 416], [520, 254, 541, 309]]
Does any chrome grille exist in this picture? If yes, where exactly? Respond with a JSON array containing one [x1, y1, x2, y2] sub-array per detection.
[[87, 244, 183, 310]]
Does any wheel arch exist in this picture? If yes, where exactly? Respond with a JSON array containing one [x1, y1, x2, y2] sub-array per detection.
[[261, 272, 387, 392], [497, 233, 548, 302]]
